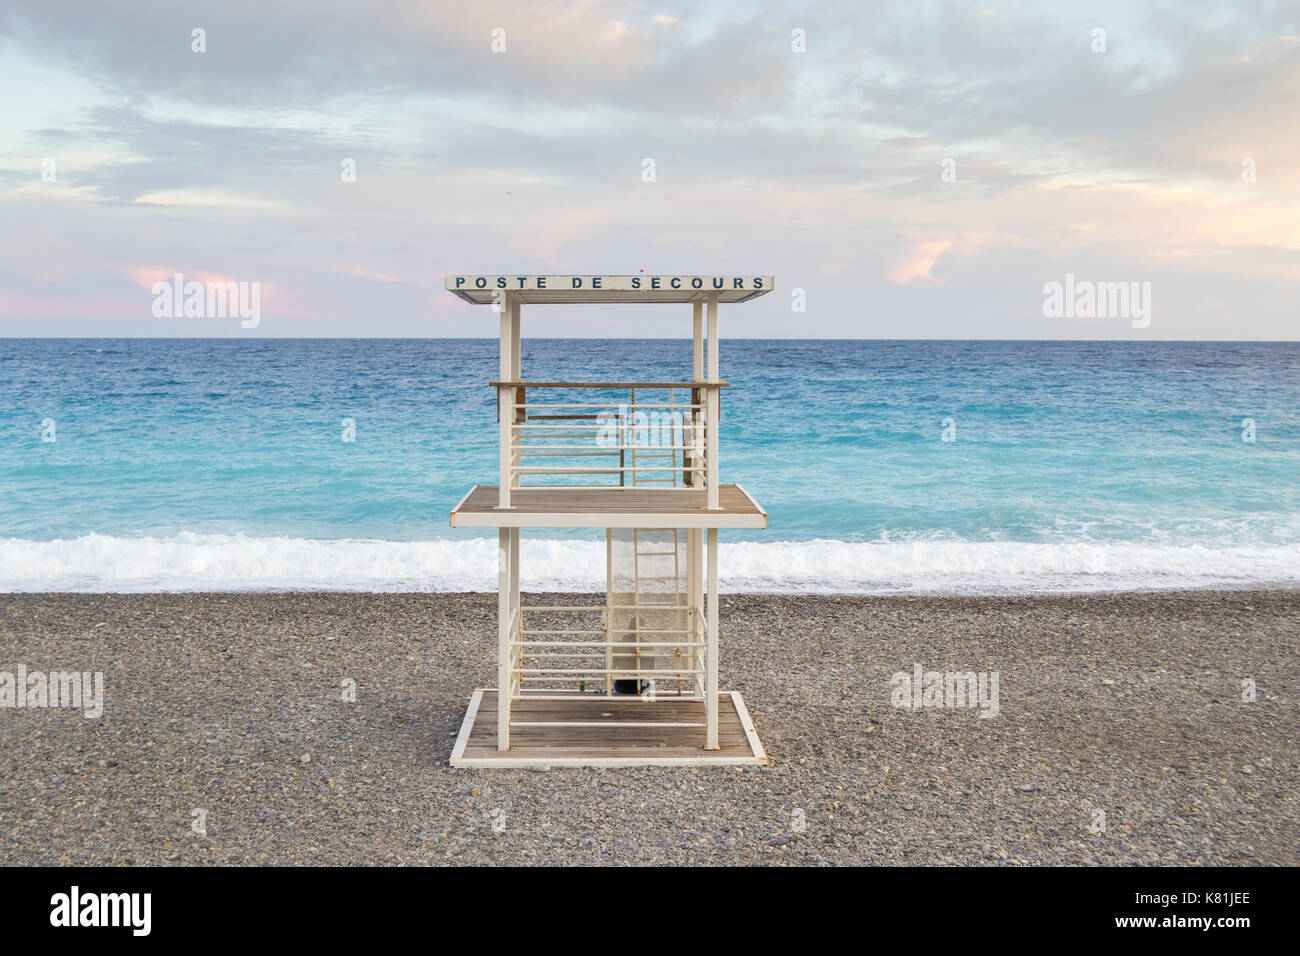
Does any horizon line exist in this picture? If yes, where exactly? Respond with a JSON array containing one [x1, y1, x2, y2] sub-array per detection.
[[2, 335, 1299, 344]]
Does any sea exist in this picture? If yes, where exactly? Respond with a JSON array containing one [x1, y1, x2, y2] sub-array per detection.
[[2, 338, 1297, 593]]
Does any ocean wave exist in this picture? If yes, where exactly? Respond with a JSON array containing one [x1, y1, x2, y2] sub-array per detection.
[[1, 533, 1298, 594]]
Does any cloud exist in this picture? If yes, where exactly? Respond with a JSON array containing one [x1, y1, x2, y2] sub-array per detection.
[[890, 240, 953, 284], [0, 0, 1296, 337]]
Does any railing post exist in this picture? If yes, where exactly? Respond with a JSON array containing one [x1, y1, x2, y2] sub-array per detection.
[[706, 295, 719, 380], [688, 526, 700, 695], [628, 386, 636, 486], [510, 297, 521, 378], [691, 302, 704, 491], [705, 527, 719, 749], [513, 385, 525, 482], [509, 527, 520, 697], [706, 296, 720, 509], [498, 384, 512, 508], [706, 385, 720, 509], [605, 528, 614, 696], [693, 301, 703, 380], [497, 527, 511, 750], [687, 386, 701, 488], [498, 294, 513, 508]]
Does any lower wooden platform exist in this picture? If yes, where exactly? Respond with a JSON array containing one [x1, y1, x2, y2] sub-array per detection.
[[450, 689, 767, 768], [449, 484, 767, 528]]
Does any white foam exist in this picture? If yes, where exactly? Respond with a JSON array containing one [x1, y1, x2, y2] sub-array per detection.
[[0, 533, 1297, 593]]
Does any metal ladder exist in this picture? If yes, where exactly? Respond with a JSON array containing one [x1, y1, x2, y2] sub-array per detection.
[[619, 390, 687, 696], [629, 528, 685, 697]]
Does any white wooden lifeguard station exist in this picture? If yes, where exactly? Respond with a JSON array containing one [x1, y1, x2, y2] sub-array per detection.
[[446, 275, 771, 768]]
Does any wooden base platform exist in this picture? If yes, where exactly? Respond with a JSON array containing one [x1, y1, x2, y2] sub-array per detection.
[[450, 690, 768, 768], [449, 484, 766, 528]]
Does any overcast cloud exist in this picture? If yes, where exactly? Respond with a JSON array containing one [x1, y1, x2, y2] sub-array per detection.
[[0, 0, 1296, 338]]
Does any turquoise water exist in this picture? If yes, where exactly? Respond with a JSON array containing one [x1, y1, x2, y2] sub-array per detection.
[[2, 338, 1298, 592]]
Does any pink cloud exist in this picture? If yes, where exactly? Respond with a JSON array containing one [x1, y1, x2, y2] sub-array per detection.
[[890, 240, 953, 284]]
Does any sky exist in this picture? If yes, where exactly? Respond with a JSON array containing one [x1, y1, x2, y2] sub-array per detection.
[[0, 0, 1296, 339]]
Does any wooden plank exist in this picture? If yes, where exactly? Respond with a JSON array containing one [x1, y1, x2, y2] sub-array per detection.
[[509, 697, 708, 722], [497, 530, 510, 749], [449, 690, 767, 767], [731, 483, 767, 522], [449, 688, 483, 764], [730, 690, 767, 763]]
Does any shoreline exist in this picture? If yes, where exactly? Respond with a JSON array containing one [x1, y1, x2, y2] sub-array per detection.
[[4, 581, 1300, 591], [4, 532, 1298, 596], [2, 589, 1296, 864], [4, 583, 1300, 597]]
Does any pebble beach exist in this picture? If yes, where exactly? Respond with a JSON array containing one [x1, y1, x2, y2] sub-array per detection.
[[1, 589, 1296, 866]]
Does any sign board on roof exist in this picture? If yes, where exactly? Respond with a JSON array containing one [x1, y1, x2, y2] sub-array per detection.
[[445, 275, 774, 305]]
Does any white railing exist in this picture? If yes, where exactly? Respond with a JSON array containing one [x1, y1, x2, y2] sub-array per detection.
[[506, 602, 705, 706], [495, 382, 723, 503]]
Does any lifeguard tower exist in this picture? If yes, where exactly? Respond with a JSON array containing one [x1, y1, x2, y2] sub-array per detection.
[[446, 275, 771, 768]]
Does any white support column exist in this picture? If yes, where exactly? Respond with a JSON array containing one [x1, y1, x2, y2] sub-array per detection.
[[706, 296, 720, 509], [509, 526, 520, 626], [497, 527, 511, 750], [688, 527, 702, 697], [705, 527, 719, 750], [510, 298, 521, 379], [498, 387, 512, 508], [497, 294, 513, 509], [706, 295, 719, 381], [511, 299, 522, 494], [605, 528, 614, 697], [686, 527, 697, 612], [685, 526, 696, 681], [690, 301, 704, 489], [706, 387, 720, 509], [692, 301, 703, 380]]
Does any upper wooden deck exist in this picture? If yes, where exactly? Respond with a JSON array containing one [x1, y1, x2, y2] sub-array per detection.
[[450, 483, 766, 528]]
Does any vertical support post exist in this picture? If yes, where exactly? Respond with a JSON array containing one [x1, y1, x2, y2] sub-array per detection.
[[497, 526, 511, 750], [512, 299, 522, 497], [509, 526, 520, 638], [687, 527, 699, 696], [706, 296, 720, 509], [510, 298, 521, 379], [686, 526, 696, 623], [691, 302, 704, 491], [495, 289, 517, 742], [706, 387, 720, 509], [706, 295, 719, 381], [497, 293, 514, 508], [692, 301, 703, 380], [605, 527, 614, 697], [705, 527, 719, 750]]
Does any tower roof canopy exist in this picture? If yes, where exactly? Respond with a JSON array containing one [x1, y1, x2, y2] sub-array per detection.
[[446, 275, 773, 305]]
